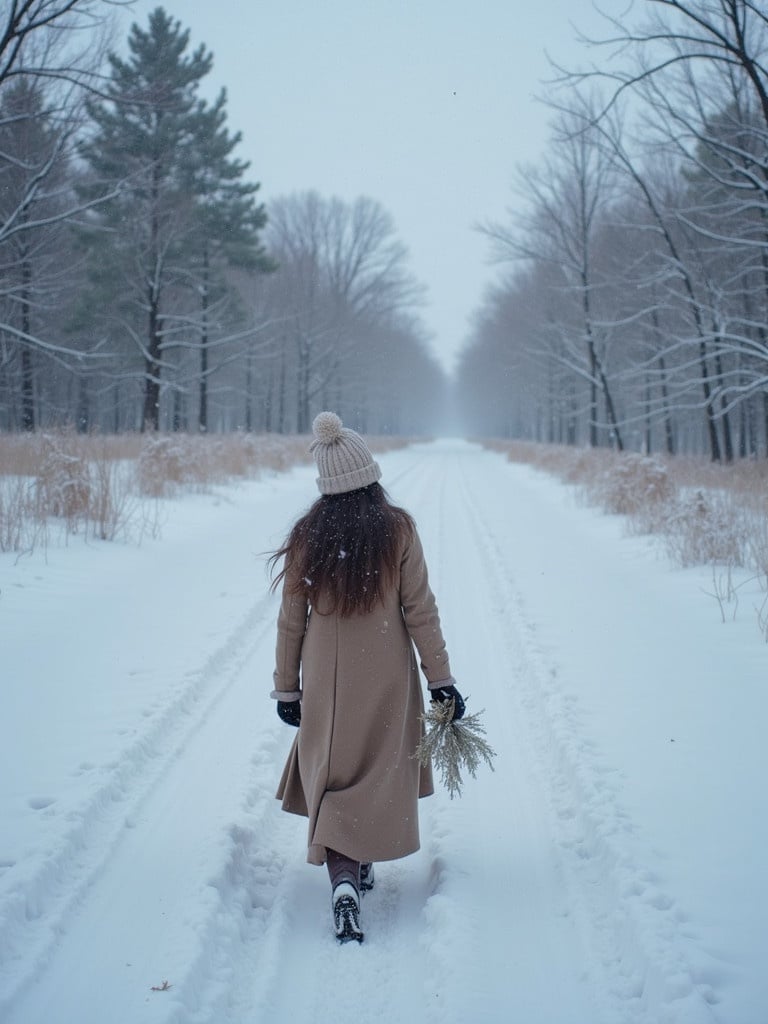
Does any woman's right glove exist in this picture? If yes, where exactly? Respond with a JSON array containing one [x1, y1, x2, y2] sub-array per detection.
[[277, 700, 301, 727], [430, 684, 465, 721]]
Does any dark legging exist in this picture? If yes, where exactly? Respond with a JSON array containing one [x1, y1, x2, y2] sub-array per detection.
[[326, 849, 360, 891]]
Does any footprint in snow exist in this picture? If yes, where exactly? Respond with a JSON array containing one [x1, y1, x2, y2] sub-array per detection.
[[28, 796, 56, 811]]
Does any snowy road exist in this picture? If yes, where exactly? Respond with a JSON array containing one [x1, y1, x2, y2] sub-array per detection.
[[1, 441, 765, 1023]]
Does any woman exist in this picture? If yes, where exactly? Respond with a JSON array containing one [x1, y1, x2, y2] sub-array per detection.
[[270, 412, 464, 943]]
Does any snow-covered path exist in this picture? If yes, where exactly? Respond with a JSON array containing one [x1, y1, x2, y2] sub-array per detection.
[[1, 441, 765, 1024]]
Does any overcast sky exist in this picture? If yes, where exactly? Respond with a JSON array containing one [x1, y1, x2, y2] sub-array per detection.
[[122, 1, 616, 373]]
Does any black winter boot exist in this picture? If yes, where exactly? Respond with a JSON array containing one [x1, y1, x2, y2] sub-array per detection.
[[331, 882, 364, 944]]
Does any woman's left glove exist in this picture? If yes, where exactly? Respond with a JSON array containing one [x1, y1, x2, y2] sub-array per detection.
[[277, 700, 301, 727], [430, 684, 465, 720]]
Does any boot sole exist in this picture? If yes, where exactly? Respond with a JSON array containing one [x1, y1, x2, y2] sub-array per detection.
[[334, 894, 364, 944]]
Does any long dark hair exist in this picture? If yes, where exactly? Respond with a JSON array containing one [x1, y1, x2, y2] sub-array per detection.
[[269, 482, 414, 617]]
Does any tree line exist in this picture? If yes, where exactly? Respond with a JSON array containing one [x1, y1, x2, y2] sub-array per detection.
[[0, 2, 445, 436], [457, 0, 768, 460]]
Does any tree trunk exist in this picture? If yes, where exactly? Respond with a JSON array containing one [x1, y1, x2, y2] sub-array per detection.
[[20, 256, 34, 432], [277, 342, 287, 434], [588, 342, 598, 447], [245, 351, 254, 432], [143, 292, 162, 431], [712, 340, 734, 462], [112, 383, 120, 434], [650, 310, 676, 455], [143, 171, 162, 432], [600, 367, 624, 450], [198, 245, 209, 432], [586, 336, 624, 450], [567, 380, 577, 445], [296, 333, 311, 434], [658, 355, 676, 456], [738, 394, 747, 459], [697, 338, 722, 462], [77, 375, 90, 433]]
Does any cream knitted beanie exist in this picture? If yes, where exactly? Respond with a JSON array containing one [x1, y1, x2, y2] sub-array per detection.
[[310, 412, 382, 495]]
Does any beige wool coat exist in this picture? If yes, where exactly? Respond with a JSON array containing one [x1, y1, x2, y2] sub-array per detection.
[[272, 526, 452, 866]]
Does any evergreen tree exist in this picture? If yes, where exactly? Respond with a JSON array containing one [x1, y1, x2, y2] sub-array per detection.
[[80, 6, 269, 430], [0, 79, 71, 430], [180, 87, 273, 431]]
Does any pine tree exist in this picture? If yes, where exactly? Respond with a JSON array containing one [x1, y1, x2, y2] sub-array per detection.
[[0, 79, 71, 430], [80, 6, 269, 431], [179, 87, 273, 431]]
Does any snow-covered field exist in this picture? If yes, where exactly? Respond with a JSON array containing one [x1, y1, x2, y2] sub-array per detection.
[[1, 439, 765, 1024]]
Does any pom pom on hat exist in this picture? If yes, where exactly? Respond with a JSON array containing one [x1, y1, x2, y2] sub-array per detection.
[[312, 411, 344, 445], [309, 410, 382, 494]]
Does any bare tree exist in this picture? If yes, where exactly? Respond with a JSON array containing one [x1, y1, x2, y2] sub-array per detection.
[[558, 0, 768, 458], [481, 105, 626, 449], [0, 1, 131, 90], [263, 191, 424, 433], [460, 1, 768, 456]]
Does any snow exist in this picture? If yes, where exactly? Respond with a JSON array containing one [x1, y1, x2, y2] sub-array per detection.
[[1, 439, 765, 1024]]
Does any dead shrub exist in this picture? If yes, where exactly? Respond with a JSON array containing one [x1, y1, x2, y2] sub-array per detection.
[[486, 439, 765, 578], [0, 476, 45, 552], [558, 447, 609, 486], [216, 433, 260, 477], [137, 436, 194, 497], [35, 434, 92, 528], [0, 434, 39, 476], [253, 434, 312, 473], [88, 454, 139, 541], [745, 500, 768, 588], [137, 433, 315, 495], [662, 490, 746, 567], [587, 453, 676, 535], [0, 431, 158, 550]]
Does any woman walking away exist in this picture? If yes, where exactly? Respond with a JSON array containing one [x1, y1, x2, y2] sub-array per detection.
[[269, 412, 464, 944]]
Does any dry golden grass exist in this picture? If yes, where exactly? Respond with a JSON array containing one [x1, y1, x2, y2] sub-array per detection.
[[0, 432, 152, 549], [485, 439, 768, 578], [663, 490, 749, 567], [0, 475, 45, 552], [135, 433, 314, 497], [36, 433, 93, 524], [0, 430, 410, 552], [0, 432, 143, 476]]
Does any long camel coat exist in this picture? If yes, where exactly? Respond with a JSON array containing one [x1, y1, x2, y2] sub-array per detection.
[[272, 526, 452, 866]]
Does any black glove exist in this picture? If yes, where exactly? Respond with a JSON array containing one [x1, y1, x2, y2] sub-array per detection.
[[277, 700, 301, 727], [430, 684, 465, 721]]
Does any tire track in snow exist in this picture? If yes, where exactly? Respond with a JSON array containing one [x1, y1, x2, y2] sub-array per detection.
[[406, 443, 601, 1023], [0, 588, 279, 1019], [159, 731, 303, 1024], [451, 446, 720, 1024]]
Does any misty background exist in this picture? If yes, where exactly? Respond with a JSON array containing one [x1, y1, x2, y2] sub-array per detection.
[[2, 0, 768, 461]]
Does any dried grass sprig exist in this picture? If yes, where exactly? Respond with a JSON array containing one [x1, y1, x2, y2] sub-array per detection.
[[414, 698, 496, 799]]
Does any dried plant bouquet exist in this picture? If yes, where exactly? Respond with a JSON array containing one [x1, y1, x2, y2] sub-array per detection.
[[414, 698, 496, 799]]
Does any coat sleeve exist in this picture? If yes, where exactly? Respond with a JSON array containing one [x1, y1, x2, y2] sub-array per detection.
[[399, 527, 452, 685], [271, 566, 309, 701]]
